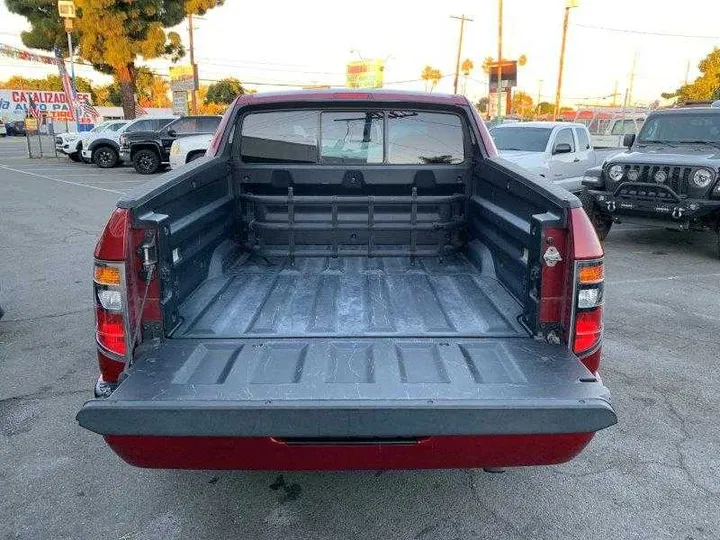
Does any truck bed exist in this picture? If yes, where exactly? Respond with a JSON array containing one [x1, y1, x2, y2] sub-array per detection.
[[172, 252, 527, 339]]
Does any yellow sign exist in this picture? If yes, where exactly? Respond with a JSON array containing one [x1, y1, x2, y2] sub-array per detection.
[[169, 65, 196, 91], [346, 60, 384, 89], [25, 117, 38, 130]]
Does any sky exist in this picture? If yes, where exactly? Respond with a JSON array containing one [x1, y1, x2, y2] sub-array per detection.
[[1, 0, 719, 107]]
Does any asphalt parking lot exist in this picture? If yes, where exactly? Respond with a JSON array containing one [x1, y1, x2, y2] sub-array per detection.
[[1, 134, 719, 540]]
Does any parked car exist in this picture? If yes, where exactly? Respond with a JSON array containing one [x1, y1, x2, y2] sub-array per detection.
[[120, 115, 221, 174], [5, 121, 26, 136], [581, 107, 720, 249], [0, 120, 6, 137], [82, 115, 177, 168], [55, 121, 127, 162], [76, 90, 616, 471], [169, 133, 212, 169], [590, 115, 645, 149], [490, 121, 617, 193]]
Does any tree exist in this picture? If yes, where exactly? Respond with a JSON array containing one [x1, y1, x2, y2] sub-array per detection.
[[663, 47, 720, 102], [461, 58, 473, 95], [537, 101, 554, 116], [475, 97, 489, 113], [5, 0, 225, 119], [205, 78, 245, 105], [511, 91, 534, 119], [421, 66, 434, 92], [429, 69, 442, 92]]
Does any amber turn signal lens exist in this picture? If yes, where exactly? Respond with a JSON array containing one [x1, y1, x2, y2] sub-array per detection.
[[578, 264, 604, 284], [94, 265, 121, 286]]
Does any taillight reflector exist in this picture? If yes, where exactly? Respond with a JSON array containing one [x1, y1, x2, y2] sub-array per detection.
[[94, 265, 122, 286], [578, 264, 604, 285], [96, 307, 127, 356], [573, 307, 603, 355]]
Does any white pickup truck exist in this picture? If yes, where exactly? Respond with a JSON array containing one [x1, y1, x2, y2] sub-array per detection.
[[590, 116, 645, 149], [490, 122, 620, 193]]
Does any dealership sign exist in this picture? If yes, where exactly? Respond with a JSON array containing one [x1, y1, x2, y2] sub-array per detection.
[[0, 89, 95, 122]]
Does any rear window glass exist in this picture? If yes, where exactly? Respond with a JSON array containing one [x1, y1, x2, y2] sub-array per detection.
[[241, 111, 319, 163], [320, 111, 383, 164], [575, 127, 590, 149], [387, 112, 464, 164], [239, 109, 466, 164]]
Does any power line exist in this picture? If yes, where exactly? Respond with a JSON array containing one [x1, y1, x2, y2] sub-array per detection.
[[575, 24, 720, 39]]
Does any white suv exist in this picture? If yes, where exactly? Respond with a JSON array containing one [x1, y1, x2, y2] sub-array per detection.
[[81, 115, 177, 168], [56, 121, 126, 161]]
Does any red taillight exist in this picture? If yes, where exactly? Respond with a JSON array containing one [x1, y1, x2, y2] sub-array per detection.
[[98, 350, 125, 383], [96, 306, 126, 356], [95, 208, 131, 261], [573, 307, 603, 354]]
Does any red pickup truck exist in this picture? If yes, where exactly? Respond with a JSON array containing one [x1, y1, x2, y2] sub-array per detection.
[[77, 90, 616, 470]]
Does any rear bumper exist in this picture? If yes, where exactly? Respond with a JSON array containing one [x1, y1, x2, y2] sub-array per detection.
[[105, 432, 596, 470]]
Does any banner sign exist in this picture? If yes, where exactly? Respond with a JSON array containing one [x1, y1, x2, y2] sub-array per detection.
[[346, 60, 384, 89], [170, 64, 197, 92], [172, 91, 189, 116], [0, 89, 95, 123], [0, 43, 59, 65]]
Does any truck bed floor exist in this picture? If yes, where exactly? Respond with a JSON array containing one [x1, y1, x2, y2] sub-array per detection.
[[172, 253, 526, 339]]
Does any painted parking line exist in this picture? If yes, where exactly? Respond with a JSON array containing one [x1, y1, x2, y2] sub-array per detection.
[[0, 163, 122, 194], [608, 272, 720, 285]]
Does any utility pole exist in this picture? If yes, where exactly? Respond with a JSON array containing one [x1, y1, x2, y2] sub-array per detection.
[[451, 15, 473, 95], [612, 80, 618, 107], [536, 79, 543, 117], [188, 12, 198, 115], [496, 0, 503, 118], [627, 52, 637, 109], [554, 1, 578, 119]]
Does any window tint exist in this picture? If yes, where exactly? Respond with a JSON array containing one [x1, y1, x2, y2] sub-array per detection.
[[199, 117, 221, 133], [107, 122, 125, 132], [241, 111, 319, 163], [387, 111, 464, 164], [575, 127, 590, 150], [168, 117, 201, 133], [491, 126, 552, 152], [127, 120, 153, 132], [611, 119, 638, 135], [320, 111, 383, 164], [555, 128, 575, 151], [638, 113, 720, 143]]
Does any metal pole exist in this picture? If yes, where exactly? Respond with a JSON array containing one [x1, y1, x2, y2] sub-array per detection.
[[188, 12, 198, 115], [497, 0, 503, 118], [554, 6, 571, 119], [451, 15, 472, 95], [536, 79, 543, 118], [66, 29, 78, 130]]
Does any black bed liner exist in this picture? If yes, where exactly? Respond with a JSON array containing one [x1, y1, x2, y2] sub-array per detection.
[[77, 337, 616, 438], [172, 253, 526, 339]]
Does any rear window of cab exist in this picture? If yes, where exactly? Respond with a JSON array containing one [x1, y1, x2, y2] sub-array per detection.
[[238, 110, 466, 165]]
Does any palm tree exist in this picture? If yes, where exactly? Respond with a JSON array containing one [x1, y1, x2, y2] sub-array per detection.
[[421, 66, 434, 92], [461, 58, 474, 95], [430, 69, 442, 92]]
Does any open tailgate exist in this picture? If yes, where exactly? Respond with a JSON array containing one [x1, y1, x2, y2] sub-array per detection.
[[77, 338, 616, 438]]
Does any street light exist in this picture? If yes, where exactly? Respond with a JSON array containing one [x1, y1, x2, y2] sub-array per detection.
[[57, 0, 76, 95], [554, 0, 579, 119]]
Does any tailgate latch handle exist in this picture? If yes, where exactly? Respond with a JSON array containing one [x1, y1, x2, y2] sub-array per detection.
[[139, 233, 158, 281], [543, 246, 562, 267]]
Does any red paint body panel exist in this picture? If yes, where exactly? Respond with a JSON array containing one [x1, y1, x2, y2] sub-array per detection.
[[104, 433, 594, 470]]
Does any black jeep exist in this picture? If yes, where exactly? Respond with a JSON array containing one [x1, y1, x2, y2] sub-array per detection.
[[581, 107, 720, 255], [120, 115, 221, 174]]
